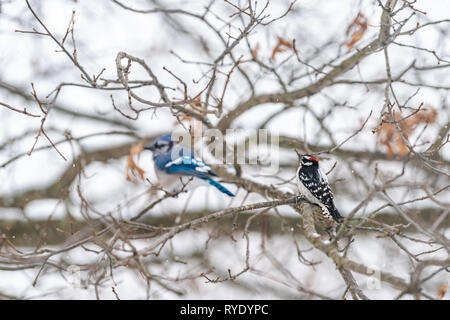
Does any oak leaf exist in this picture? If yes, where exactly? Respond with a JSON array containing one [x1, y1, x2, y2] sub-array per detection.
[[376, 106, 437, 157], [437, 283, 447, 299], [126, 140, 146, 182], [252, 42, 260, 59], [345, 13, 368, 49], [271, 37, 293, 61]]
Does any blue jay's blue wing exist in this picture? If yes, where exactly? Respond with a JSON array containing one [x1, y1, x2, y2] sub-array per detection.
[[162, 156, 235, 197], [162, 156, 214, 179], [150, 141, 234, 197]]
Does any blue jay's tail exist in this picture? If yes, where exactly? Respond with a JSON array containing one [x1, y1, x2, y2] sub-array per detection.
[[207, 178, 235, 197]]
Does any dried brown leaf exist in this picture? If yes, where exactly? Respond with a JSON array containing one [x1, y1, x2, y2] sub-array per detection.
[[376, 106, 437, 157], [345, 13, 368, 49], [126, 141, 145, 183], [437, 283, 447, 299], [271, 37, 293, 61], [172, 97, 202, 126], [251, 42, 260, 59], [192, 96, 202, 108]]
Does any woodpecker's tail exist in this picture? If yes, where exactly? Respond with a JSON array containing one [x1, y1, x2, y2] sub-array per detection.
[[207, 178, 235, 197], [331, 208, 343, 223]]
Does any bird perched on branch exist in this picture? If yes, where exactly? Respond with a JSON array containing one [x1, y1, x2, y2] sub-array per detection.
[[145, 134, 235, 197], [296, 154, 342, 223]]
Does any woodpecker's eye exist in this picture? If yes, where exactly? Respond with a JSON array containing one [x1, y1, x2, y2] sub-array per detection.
[[302, 155, 319, 165]]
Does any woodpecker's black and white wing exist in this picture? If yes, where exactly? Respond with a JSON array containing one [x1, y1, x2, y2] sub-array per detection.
[[297, 166, 342, 222]]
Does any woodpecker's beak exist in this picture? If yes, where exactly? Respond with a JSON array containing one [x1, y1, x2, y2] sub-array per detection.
[[294, 149, 302, 159], [144, 146, 155, 151]]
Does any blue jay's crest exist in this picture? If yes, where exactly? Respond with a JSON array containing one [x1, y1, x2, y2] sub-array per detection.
[[145, 134, 174, 155], [145, 134, 235, 197]]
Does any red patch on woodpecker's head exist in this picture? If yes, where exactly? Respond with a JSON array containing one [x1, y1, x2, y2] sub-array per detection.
[[307, 156, 319, 162]]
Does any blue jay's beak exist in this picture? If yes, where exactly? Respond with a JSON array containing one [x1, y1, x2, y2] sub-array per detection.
[[144, 146, 155, 151]]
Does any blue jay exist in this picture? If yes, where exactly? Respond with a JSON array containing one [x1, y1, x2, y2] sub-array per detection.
[[145, 134, 235, 197]]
